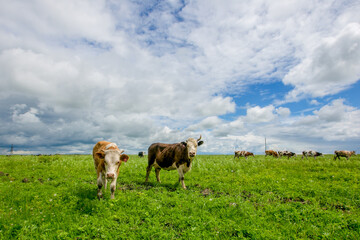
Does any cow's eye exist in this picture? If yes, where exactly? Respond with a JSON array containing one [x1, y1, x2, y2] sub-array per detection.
[[116, 161, 120, 164]]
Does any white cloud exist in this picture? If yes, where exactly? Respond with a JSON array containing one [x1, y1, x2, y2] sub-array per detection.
[[283, 23, 360, 102], [276, 107, 291, 118], [0, 1, 359, 154], [187, 116, 223, 131], [196, 96, 235, 117], [246, 105, 276, 123]]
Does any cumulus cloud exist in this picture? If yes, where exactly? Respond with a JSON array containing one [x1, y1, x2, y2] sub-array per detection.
[[187, 116, 223, 131], [283, 23, 360, 102], [196, 96, 235, 117], [0, 1, 359, 154], [246, 105, 276, 123]]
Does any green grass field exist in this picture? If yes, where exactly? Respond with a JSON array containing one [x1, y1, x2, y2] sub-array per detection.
[[1, 154, 359, 239]]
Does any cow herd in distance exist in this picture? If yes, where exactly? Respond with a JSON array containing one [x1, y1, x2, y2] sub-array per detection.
[[92, 135, 356, 199], [235, 149, 356, 160]]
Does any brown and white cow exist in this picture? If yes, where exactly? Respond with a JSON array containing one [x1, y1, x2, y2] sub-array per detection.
[[145, 135, 204, 189], [234, 151, 245, 159], [334, 150, 356, 160], [265, 150, 279, 158], [302, 150, 322, 159], [234, 151, 254, 159], [93, 141, 129, 199]]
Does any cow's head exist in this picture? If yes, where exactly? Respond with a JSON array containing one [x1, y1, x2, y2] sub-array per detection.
[[182, 135, 204, 159], [96, 149, 129, 179], [316, 152, 322, 156]]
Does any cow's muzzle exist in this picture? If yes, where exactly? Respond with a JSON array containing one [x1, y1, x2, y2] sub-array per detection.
[[189, 152, 196, 157], [106, 173, 115, 179]]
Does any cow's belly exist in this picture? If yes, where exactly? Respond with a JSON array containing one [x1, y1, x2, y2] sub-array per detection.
[[154, 160, 177, 171], [179, 163, 192, 173]]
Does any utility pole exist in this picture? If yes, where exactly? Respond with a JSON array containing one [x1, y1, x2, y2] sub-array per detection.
[[264, 137, 267, 153]]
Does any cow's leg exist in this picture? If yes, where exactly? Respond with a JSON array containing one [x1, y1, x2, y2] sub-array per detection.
[[155, 167, 161, 183], [145, 164, 153, 182], [110, 178, 117, 199], [145, 154, 156, 182], [97, 172, 104, 200], [177, 166, 186, 189], [104, 178, 108, 190]]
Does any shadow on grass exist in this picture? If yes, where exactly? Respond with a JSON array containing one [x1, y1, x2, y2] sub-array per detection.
[[119, 180, 182, 192]]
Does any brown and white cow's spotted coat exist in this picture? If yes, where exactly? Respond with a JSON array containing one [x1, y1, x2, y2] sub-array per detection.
[[265, 150, 279, 158], [234, 151, 254, 159], [145, 136, 204, 189], [302, 150, 322, 159], [334, 150, 356, 160], [93, 141, 129, 199]]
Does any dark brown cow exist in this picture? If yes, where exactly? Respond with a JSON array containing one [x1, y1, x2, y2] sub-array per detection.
[[334, 150, 356, 160], [265, 150, 279, 158], [145, 135, 204, 189]]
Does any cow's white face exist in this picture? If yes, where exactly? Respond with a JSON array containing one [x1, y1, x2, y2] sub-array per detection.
[[183, 136, 204, 159], [103, 150, 122, 179]]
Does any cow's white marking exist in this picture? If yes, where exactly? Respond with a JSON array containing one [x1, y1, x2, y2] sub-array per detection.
[[106, 143, 118, 149]]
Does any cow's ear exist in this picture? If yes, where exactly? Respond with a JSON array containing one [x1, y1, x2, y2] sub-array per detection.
[[181, 141, 187, 146], [198, 140, 204, 146], [120, 154, 129, 162], [96, 151, 105, 159]]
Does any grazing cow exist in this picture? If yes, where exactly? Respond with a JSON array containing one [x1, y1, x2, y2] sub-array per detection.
[[93, 141, 129, 199], [138, 151, 145, 158], [265, 150, 279, 158], [278, 151, 288, 157], [145, 135, 204, 189], [234, 151, 245, 159], [334, 150, 356, 160], [284, 151, 296, 159], [278, 151, 296, 159], [302, 150, 322, 159], [234, 151, 254, 159]]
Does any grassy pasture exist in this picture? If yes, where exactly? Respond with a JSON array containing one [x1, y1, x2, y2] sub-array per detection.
[[0, 154, 359, 239]]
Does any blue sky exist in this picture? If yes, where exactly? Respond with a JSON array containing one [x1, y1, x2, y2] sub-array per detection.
[[0, 0, 359, 155]]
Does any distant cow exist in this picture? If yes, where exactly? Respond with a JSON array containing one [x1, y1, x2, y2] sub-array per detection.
[[138, 151, 145, 158], [265, 150, 279, 158], [234, 151, 254, 159], [93, 141, 129, 199], [145, 135, 204, 189], [334, 150, 356, 160], [302, 150, 322, 159], [234, 151, 245, 159], [278, 151, 296, 159]]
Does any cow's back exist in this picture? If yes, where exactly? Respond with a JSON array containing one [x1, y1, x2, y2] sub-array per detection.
[[148, 142, 187, 168]]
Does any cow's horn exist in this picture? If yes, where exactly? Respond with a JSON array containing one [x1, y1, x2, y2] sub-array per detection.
[[197, 135, 202, 142]]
